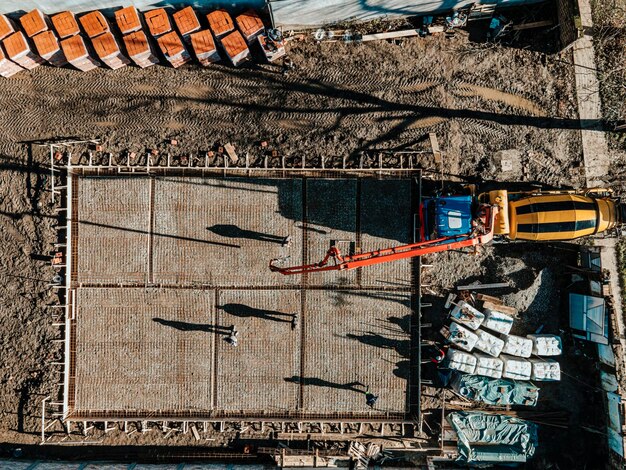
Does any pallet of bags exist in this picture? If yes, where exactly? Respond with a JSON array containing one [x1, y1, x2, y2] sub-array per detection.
[[527, 334, 562, 356]]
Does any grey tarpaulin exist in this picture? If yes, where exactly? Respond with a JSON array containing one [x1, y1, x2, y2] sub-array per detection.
[[448, 411, 538, 463], [451, 373, 539, 406], [267, 0, 543, 29]]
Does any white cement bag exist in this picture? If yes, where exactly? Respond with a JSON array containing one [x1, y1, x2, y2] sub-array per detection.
[[447, 348, 477, 374], [530, 358, 561, 381], [501, 355, 532, 380], [482, 308, 514, 335], [473, 352, 504, 379], [527, 334, 562, 356], [450, 301, 485, 330], [501, 334, 533, 358], [448, 321, 478, 352], [474, 328, 504, 357]]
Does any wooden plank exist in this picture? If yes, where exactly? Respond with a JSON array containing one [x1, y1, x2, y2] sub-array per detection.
[[190, 423, 200, 441], [361, 29, 421, 42], [511, 20, 553, 31], [224, 142, 238, 163], [482, 300, 518, 316], [456, 281, 510, 291], [476, 293, 503, 304], [429, 132, 441, 163]]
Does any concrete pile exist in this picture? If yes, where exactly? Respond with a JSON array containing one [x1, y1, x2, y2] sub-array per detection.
[[190, 30, 220, 66], [123, 30, 159, 68], [3, 31, 44, 70], [157, 31, 191, 68]]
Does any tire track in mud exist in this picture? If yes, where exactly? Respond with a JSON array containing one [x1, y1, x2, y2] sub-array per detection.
[[451, 82, 547, 116]]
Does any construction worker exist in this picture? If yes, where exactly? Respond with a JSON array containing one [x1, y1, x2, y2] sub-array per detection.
[[365, 386, 378, 408], [291, 313, 299, 330], [226, 326, 239, 347]]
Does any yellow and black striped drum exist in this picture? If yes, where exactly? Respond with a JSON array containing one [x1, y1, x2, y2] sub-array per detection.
[[508, 194, 618, 241]]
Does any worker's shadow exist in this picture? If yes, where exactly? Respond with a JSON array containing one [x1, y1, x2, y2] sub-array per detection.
[[153, 317, 231, 334], [220, 303, 295, 324], [284, 376, 365, 394], [207, 224, 287, 244]]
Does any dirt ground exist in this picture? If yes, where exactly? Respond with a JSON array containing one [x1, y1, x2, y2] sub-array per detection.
[[0, 18, 598, 461]]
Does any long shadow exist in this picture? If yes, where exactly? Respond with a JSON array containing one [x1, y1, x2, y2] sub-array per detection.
[[346, 332, 410, 358], [153, 317, 232, 334], [73, 219, 241, 248], [284, 376, 365, 393], [208, 224, 287, 244], [220, 303, 295, 323]]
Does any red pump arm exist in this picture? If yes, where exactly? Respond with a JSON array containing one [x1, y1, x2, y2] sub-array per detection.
[[270, 204, 498, 275]]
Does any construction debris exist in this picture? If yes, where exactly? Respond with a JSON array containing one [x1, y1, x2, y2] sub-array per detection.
[[259, 29, 286, 63]]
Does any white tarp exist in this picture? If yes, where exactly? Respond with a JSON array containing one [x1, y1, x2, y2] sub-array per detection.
[[502, 334, 533, 358], [529, 358, 560, 381], [447, 347, 477, 374], [501, 355, 531, 380], [528, 334, 562, 356], [449, 321, 479, 352], [450, 301, 485, 330], [483, 307, 514, 335], [474, 328, 504, 357], [474, 352, 503, 379]]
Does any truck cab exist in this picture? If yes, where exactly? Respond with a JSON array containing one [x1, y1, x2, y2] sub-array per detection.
[[422, 195, 474, 240]]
